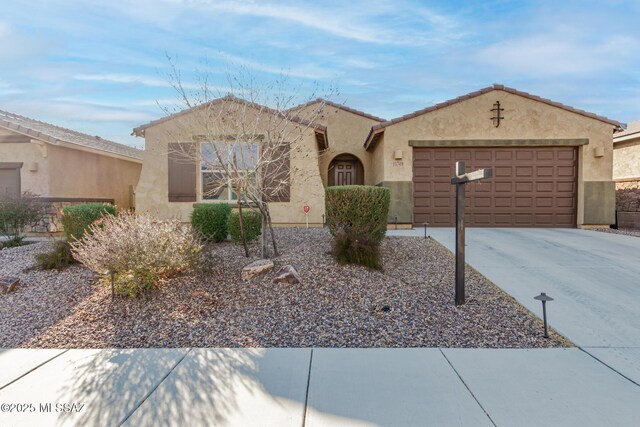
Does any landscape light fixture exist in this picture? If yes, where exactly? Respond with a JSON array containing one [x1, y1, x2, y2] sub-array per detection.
[[534, 292, 554, 338]]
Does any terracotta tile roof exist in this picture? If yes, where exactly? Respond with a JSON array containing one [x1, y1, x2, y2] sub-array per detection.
[[364, 84, 625, 149], [0, 109, 143, 161], [614, 120, 640, 142], [288, 98, 386, 123], [132, 95, 328, 138]]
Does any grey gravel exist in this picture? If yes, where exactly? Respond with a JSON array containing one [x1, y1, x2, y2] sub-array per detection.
[[590, 227, 640, 237], [1, 229, 570, 348]]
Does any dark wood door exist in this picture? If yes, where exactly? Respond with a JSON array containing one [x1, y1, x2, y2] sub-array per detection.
[[413, 147, 577, 227], [334, 161, 355, 186]]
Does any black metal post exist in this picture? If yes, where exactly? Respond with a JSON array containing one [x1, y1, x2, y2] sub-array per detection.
[[455, 181, 465, 305], [395, 216, 398, 230], [110, 271, 115, 300], [542, 300, 549, 338], [423, 222, 428, 238], [322, 214, 325, 227]]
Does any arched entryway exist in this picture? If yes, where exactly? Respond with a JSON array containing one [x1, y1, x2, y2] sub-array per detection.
[[328, 154, 364, 186]]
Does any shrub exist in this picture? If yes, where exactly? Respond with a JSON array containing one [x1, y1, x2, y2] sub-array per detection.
[[36, 240, 76, 270], [190, 203, 232, 242], [228, 209, 262, 243], [325, 186, 390, 269], [70, 212, 202, 297], [0, 192, 44, 246], [61, 203, 116, 241]]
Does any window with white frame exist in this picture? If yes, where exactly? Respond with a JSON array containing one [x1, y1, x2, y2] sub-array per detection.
[[200, 142, 259, 201]]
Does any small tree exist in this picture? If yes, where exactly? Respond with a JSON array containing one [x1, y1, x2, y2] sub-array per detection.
[[0, 192, 44, 246], [163, 61, 336, 258]]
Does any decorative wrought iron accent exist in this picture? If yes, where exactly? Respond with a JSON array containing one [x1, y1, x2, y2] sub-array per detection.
[[490, 101, 504, 127]]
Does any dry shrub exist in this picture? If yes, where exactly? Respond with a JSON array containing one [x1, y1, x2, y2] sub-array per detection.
[[70, 212, 202, 296]]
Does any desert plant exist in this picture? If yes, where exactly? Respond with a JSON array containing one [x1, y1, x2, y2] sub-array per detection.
[[61, 203, 116, 241], [190, 203, 231, 242], [0, 192, 44, 246], [228, 209, 262, 243], [325, 186, 390, 269], [70, 211, 202, 297], [36, 240, 76, 270]]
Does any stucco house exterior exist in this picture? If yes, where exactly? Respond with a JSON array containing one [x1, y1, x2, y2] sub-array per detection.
[[365, 85, 623, 228], [133, 96, 328, 226], [613, 120, 640, 227], [0, 109, 143, 232], [133, 85, 623, 228]]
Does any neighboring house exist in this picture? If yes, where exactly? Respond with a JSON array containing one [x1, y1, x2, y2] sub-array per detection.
[[365, 84, 623, 228], [0, 109, 143, 232], [133, 96, 328, 225], [133, 85, 623, 228], [613, 120, 640, 227]]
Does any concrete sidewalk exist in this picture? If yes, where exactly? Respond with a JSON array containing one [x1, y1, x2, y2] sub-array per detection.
[[389, 228, 640, 385], [1, 347, 640, 426]]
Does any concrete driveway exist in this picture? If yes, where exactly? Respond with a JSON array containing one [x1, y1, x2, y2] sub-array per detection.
[[389, 228, 640, 385]]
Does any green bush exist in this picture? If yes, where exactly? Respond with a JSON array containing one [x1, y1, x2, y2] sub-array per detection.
[[228, 210, 262, 243], [190, 203, 232, 242], [325, 186, 390, 269], [36, 241, 76, 270], [61, 203, 116, 241], [0, 192, 44, 245]]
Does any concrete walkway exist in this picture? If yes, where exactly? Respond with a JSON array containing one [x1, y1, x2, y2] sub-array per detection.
[[389, 228, 640, 385], [2, 347, 640, 426]]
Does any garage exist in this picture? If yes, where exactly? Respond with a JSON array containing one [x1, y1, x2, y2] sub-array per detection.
[[413, 146, 577, 227]]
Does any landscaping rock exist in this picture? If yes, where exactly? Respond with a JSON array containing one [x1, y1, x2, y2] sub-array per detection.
[[241, 259, 274, 281], [272, 265, 301, 284], [0, 277, 20, 294]]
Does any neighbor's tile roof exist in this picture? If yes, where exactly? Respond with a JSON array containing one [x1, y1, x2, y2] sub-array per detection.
[[364, 84, 625, 149], [0, 109, 143, 161], [614, 120, 640, 141], [288, 98, 386, 123]]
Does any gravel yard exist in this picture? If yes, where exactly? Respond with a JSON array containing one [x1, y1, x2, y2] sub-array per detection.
[[591, 227, 640, 237], [1, 228, 569, 348]]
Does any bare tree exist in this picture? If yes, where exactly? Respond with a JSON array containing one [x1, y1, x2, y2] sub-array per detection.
[[161, 60, 337, 258]]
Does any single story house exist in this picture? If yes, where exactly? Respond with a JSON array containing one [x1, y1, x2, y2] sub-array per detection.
[[613, 120, 640, 227], [133, 85, 623, 228], [0, 109, 143, 232]]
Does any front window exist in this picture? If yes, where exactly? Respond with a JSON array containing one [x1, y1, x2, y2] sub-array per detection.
[[201, 142, 258, 201]]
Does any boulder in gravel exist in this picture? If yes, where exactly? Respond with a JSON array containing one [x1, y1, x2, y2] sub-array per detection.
[[242, 259, 274, 281], [272, 265, 301, 285], [0, 277, 20, 294]]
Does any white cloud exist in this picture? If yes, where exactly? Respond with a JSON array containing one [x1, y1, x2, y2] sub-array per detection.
[[475, 34, 639, 77]]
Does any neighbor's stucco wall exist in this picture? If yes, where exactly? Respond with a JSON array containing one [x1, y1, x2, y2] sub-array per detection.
[[371, 90, 616, 226], [290, 103, 382, 186], [47, 144, 141, 208], [135, 101, 326, 225], [613, 121, 640, 180], [0, 127, 51, 195]]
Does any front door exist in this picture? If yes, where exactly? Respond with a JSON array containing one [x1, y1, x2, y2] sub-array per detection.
[[334, 161, 354, 186]]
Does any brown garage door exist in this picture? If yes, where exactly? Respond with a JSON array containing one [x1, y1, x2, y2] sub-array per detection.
[[413, 147, 577, 227]]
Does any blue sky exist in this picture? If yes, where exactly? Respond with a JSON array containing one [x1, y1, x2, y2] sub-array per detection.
[[1, 0, 639, 147]]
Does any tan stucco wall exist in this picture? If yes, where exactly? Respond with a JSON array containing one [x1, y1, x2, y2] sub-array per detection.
[[290, 103, 382, 186], [47, 144, 141, 208], [370, 90, 616, 226], [613, 121, 640, 180], [135, 101, 326, 225], [0, 129, 51, 196]]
